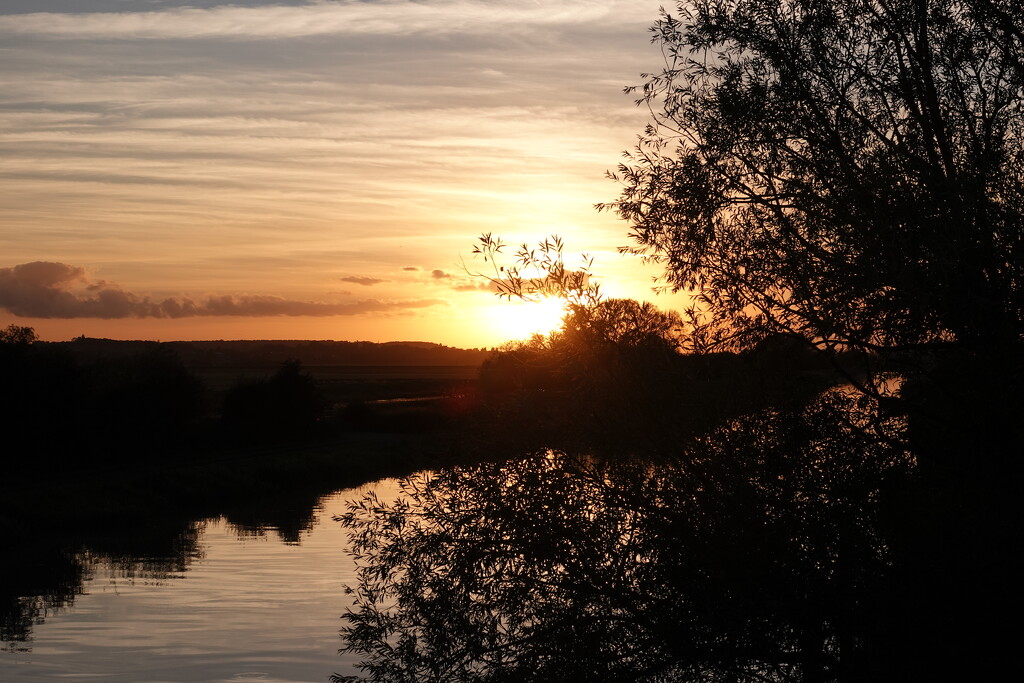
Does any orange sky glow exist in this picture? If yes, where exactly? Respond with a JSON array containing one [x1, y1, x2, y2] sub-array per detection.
[[0, 0, 689, 348]]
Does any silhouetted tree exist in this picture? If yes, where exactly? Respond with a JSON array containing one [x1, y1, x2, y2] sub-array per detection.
[[474, 299, 687, 453], [561, 298, 686, 353], [221, 360, 325, 440], [602, 0, 1023, 358], [476, 298, 836, 455], [82, 345, 203, 457], [0, 324, 37, 346], [0, 327, 85, 469]]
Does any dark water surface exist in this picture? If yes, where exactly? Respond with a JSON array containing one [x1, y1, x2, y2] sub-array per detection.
[[1, 482, 403, 683], [3, 383, 1016, 682]]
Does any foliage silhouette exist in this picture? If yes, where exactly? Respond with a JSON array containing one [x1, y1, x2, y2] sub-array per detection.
[[335, 390, 918, 682], [0, 324, 37, 346], [467, 233, 602, 308], [600, 0, 1024, 359], [0, 328, 217, 481], [82, 344, 203, 454], [476, 300, 836, 455], [221, 360, 326, 441], [0, 326, 78, 462]]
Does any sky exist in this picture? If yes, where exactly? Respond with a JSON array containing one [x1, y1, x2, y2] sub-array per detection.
[[0, 0, 686, 348]]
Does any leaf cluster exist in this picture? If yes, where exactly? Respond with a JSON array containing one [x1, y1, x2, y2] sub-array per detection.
[[466, 233, 602, 308]]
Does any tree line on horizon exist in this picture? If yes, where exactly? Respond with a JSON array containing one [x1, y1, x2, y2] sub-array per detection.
[[0, 326, 454, 472], [48, 337, 491, 367]]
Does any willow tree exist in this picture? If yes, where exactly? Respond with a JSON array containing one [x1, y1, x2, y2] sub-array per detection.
[[604, 0, 1024, 356]]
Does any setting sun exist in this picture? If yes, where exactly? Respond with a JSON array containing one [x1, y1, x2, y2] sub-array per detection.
[[485, 297, 568, 343]]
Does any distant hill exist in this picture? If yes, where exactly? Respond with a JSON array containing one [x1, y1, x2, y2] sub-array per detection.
[[48, 338, 490, 368]]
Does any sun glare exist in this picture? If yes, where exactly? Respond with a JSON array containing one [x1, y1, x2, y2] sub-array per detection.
[[487, 297, 568, 343]]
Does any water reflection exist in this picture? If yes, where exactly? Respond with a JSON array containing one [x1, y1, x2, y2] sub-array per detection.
[[220, 489, 326, 545], [1, 550, 85, 650], [1, 523, 203, 651], [1, 473, 383, 652], [336, 391, 914, 682], [4, 517, 214, 649], [1, 483, 399, 682]]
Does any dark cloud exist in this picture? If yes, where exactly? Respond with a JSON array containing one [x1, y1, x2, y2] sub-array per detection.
[[431, 269, 451, 279], [0, 262, 444, 319], [340, 276, 387, 286], [8, 261, 84, 288], [402, 266, 420, 272]]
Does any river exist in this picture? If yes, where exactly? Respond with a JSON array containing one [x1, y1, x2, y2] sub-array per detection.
[[1, 481, 403, 683], [0, 404, 965, 682]]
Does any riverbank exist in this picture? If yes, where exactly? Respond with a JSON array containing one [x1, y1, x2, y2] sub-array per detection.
[[0, 428, 471, 545]]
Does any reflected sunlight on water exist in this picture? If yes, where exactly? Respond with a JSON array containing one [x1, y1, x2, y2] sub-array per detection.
[[0, 480, 405, 683]]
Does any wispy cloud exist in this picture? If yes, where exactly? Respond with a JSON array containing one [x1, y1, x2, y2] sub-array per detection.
[[0, 262, 443, 318], [0, 1, 615, 40]]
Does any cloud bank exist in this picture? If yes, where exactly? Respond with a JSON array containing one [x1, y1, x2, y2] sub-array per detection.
[[0, 262, 443, 319]]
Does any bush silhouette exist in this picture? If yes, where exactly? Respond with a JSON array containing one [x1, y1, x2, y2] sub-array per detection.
[[221, 360, 325, 440]]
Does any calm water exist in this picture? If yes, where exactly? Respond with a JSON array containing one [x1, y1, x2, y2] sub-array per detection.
[[2, 425, 992, 681], [1, 481, 403, 683]]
